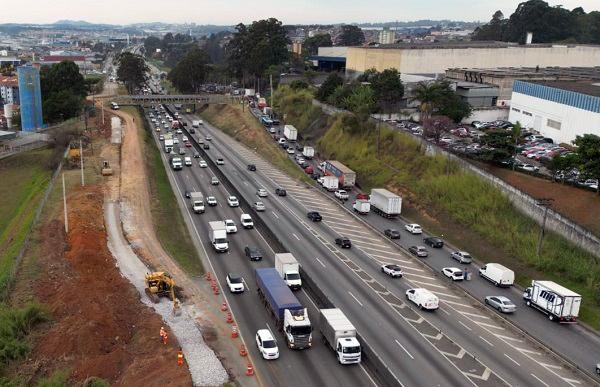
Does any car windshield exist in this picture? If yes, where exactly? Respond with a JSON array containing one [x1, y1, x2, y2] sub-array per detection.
[[290, 325, 312, 335], [502, 300, 515, 306], [229, 276, 242, 283], [388, 265, 401, 271], [463, 254, 472, 258], [287, 273, 301, 280], [262, 339, 277, 348], [343, 345, 361, 354]]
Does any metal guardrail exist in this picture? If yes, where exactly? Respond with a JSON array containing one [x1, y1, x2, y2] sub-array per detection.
[[114, 94, 231, 106]]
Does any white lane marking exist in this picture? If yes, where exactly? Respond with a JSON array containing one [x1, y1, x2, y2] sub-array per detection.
[[271, 211, 279, 219], [315, 257, 326, 268], [359, 364, 379, 387], [292, 233, 300, 241], [353, 240, 396, 249], [539, 362, 562, 370], [479, 336, 494, 347], [459, 311, 490, 319], [439, 307, 451, 316], [328, 227, 377, 236], [440, 299, 477, 309], [339, 233, 386, 243], [323, 220, 367, 229], [516, 347, 542, 356], [407, 280, 448, 289], [402, 273, 437, 281], [504, 353, 520, 366], [561, 377, 581, 385], [243, 181, 248, 186], [458, 321, 472, 331], [395, 339, 414, 359], [357, 245, 402, 255], [530, 373, 550, 387], [348, 291, 363, 307]]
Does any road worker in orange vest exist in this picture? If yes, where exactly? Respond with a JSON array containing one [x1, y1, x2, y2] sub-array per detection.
[[159, 326, 166, 342], [177, 348, 184, 366], [162, 331, 168, 345]]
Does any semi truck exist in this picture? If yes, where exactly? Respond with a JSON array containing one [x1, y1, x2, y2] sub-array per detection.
[[324, 161, 356, 188], [169, 156, 182, 170], [319, 309, 361, 364], [189, 192, 205, 214], [284, 125, 298, 142], [370, 188, 402, 218], [164, 139, 174, 153], [208, 221, 228, 252], [255, 268, 312, 349], [274, 253, 302, 289], [302, 146, 315, 159], [353, 199, 370, 215], [523, 280, 581, 323]]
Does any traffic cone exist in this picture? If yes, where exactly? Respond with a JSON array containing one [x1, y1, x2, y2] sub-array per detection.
[[221, 301, 228, 311], [226, 312, 233, 323], [231, 325, 238, 338], [246, 362, 254, 376], [205, 272, 212, 281], [213, 285, 220, 295], [239, 344, 247, 356]]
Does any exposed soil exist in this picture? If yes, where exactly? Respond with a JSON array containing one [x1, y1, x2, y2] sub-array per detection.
[[13, 185, 192, 386]]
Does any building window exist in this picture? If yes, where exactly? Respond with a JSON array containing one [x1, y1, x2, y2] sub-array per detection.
[[547, 119, 561, 130], [523, 111, 533, 116], [512, 107, 521, 113]]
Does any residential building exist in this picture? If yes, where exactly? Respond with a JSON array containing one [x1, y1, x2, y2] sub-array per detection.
[[0, 75, 19, 105], [379, 28, 395, 45], [17, 65, 43, 131]]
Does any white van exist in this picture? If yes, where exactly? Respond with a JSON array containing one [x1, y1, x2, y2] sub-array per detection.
[[240, 214, 254, 229], [406, 288, 439, 310], [479, 263, 514, 287], [184, 156, 192, 166]]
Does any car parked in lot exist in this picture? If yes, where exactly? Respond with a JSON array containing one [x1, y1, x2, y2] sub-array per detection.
[[275, 188, 287, 196], [224, 219, 237, 233], [384, 229, 401, 239], [244, 246, 263, 261], [485, 296, 516, 313], [423, 237, 444, 248], [381, 264, 403, 278], [408, 245, 428, 257], [405, 224, 423, 234], [335, 237, 352, 248], [227, 196, 239, 207], [442, 267, 464, 281], [253, 201, 266, 211], [226, 273, 244, 293], [307, 211, 322, 222], [256, 329, 279, 360], [451, 251, 473, 264], [257, 188, 268, 197]]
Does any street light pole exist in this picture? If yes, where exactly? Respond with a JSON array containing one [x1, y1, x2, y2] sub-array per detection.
[[535, 198, 554, 259]]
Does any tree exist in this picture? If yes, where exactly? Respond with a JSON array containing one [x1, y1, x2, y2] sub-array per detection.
[[549, 153, 579, 182], [411, 81, 443, 121], [290, 80, 309, 90], [144, 36, 162, 56], [343, 85, 375, 121], [411, 80, 471, 123], [338, 25, 365, 46], [438, 92, 472, 123], [303, 34, 332, 56], [316, 73, 343, 102], [510, 122, 522, 170], [370, 69, 404, 116], [573, 134, 600, 194], [116, 52, 148, 94], [422, 116, 453, 144], [40, 61, 87, 123], [480, 130, 514, 163], [168, 47, 210, 93], [472, 10, 507, 41]]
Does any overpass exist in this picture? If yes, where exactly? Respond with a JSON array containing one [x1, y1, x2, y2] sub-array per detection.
[[113, 94, 234, 106]]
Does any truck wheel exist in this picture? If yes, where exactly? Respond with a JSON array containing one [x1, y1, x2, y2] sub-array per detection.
[[526, 300, 531, 307], [495, 281, 499, 287], [548, 314, 554, 321]]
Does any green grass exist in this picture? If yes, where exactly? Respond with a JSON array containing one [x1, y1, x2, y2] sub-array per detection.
[[35, 370, 68, 387], [200, 103, 313, 185], [0, 149, 53, 298], [0, 302, 49, 369], [123, 107, 203, 276]]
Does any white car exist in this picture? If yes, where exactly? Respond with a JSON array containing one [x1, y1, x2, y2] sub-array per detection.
[[224, 219, 237, 233], [286, 148, 295, 154], [207, 196, 217, 206], [256, 329, 279, 360], [182, 135, 188, 142], [257, 188, 268, 197], [226, 273, 244, 293], [173, 138, 180, 144], [334, 190, 349, 200], [405, 223, 423, 234], [176, 129, 183, 134], [216, 158, 225, 165], [199, 160, 208, 168], [159, 134, 164, 141], [184, 156, 192, 166], [451, 251, 473, 264], [406, 288, 439, 310], [381, 264, 403, 278], [227, 196, 239, 207], [442, 267, 464, 281], [241, 214, 254, 229], [253, 201, 266, 211]]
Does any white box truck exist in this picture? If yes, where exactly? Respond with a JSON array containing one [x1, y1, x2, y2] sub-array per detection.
[[190, 192, 205, 214], [322, 175, 339, 191], [275, 253, 302, 290], [319, 309, 361, 365], [208, 221, 229, 252], [370, 188, 402, 218], [523, 280, 581, 323], [479, 263, 514, 287], [164, 139, 174, 153], [302, 146, 315, 159], [192, 120, 203, 128], [283, 125, 298, 142], [169, 156, 182, 170], [353, 199, 370, 215]]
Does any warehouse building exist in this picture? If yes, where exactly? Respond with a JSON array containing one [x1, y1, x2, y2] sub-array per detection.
[[509, 80, 600, 144]]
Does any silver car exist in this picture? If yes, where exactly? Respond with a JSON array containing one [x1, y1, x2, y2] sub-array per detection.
[[451, 251, 472, 264], [485, 296, 516, 313], [253, 201, 266, 211]]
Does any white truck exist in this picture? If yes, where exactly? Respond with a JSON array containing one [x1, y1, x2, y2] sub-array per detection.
[[164, 138, 174, 153], [523, 280, 581, 323], [275, 253, 302, 290], [283, 125, 298, 142], [190, 192, 205, 214], [479, 263, 514, 287], [302, 146, 315, 159], [370, 188, 402, 218], [322, 175, 339, 192], [319, 309, 361, 365], [353, 199, 370, 215], [192, 120, 203, 128], [170, 156, 182, 170], [208, 221, 229, 252]]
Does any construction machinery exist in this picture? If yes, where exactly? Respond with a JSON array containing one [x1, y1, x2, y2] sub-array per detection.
[[101, 160, 113, 176], [144, 272, 181, 316]]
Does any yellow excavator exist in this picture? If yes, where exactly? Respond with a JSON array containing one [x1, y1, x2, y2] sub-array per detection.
[[144, 272, 181, 316]]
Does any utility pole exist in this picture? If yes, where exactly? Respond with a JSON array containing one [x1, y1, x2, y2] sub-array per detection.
[[376, 120, 381, 157], [270, 74, 274, 115], [62, 173, 68, 233], [80, 139, 85, 186], [101, 100, 105, 125], [535, 198, 554, 259]]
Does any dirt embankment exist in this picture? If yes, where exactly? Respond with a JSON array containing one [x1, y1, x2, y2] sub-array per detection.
[[18, 185, 191, 386]]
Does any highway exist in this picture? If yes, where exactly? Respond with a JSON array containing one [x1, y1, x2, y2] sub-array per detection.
[[166, 106, 596, 387]]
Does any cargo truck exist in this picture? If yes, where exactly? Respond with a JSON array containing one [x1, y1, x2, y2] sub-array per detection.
[[258, 97, 268, 109], [192, 120, 203, 128], [190, 192, 205, 214], [324, 161, 356, 187], [302, 146, 315, 159], [169, 156, 182, 170], [164, 139, 174, 153], [370, 188, 402, 218], [283, 125, 298, 142], [274, 253, 302, 289], [208, 221, 229, 252], [255, 268, 312, 349], [319, 309, 361, 364], [523, 280, 581, 323], [322, 175, 339, 191], [353, 199, 370, 215]]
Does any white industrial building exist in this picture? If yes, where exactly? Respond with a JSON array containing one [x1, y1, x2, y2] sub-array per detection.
[[509, 80, 600, 144]]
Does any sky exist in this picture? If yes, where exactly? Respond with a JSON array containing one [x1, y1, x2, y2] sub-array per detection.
[[2, 0, 600, 25]]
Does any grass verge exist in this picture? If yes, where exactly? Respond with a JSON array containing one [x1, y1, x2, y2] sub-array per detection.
[[123, 107, 203, 276], [200, 103, 313, 185]]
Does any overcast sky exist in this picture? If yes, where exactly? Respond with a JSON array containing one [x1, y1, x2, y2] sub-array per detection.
[[2, 0, 599, 25]]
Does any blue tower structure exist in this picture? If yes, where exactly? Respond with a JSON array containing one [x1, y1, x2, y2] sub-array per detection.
[[17, 65, 43, 131]]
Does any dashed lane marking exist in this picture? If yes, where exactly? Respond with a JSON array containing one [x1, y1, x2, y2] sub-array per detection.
[[458, 321, 472, 331], [395, 339, 415, 360], [531, 373, 550, 387], [504, 353, 520, 367]]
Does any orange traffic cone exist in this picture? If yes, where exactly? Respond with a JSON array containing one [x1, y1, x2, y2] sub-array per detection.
[[246, 362, 254, 376], [221, 301, 228, 311], [231, 325, 239, 338], [239, 344, 247, 356], [226, 312, 233, 323]]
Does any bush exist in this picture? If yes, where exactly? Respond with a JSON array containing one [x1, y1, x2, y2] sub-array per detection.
[[0, 303, 49, 366], [36, 370, 68, 387]]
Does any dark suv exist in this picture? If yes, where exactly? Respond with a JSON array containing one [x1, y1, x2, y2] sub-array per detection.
[[275, 188, 287, 196], [307, 211, 322, 222], [335, 237, 352, 248], [247, 164, 256, 171], [244, 246, 263, 261], [423, 237, 444, 248]]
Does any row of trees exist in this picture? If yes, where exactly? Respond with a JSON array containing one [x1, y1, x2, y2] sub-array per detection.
[[40, 61, 87, 123], [115, 52, 148, 94], [474, 0, 600, 44], [143, 32, 195, 68]]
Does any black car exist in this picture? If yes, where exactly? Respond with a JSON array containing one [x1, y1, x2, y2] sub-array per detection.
[[275, 188, 287, 196], [247, 164, 257, 171], [189, 127, 194, 133], [203, 143, 210, 150], [311, 173, 321, 180], [193, 151, 200, 158], [244, 246, 263, 261], [307, 211, 322, 222], [423, 237, 444, 248], [272, 118, 280, 125], [384, 229, 401, 239], [335, 237, 352, 248], [184, 190, 191, 198]]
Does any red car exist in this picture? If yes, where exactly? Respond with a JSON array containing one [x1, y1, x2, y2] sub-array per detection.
[[185, 141, 192, 147], [304, 165, 314, 174], [356, 193, 369, 200]]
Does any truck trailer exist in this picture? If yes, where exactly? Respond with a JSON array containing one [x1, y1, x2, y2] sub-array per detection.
[[208, 221, 228, 252], [353, 199, 370, 215], [169, 156, 182, 170], [274, 253, 302, 289], [164, 139, 174, 153], [324, 161, 356, 188], [523, 280, 581, 323], [321, 175, 339, 191], [319, 309, 361, 364], [255, 268, 312, 349], [189, 192, 205, 214], [370, 188, 402, 218], [283, 125, 298, 141], [302, 146, 315, 159]]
